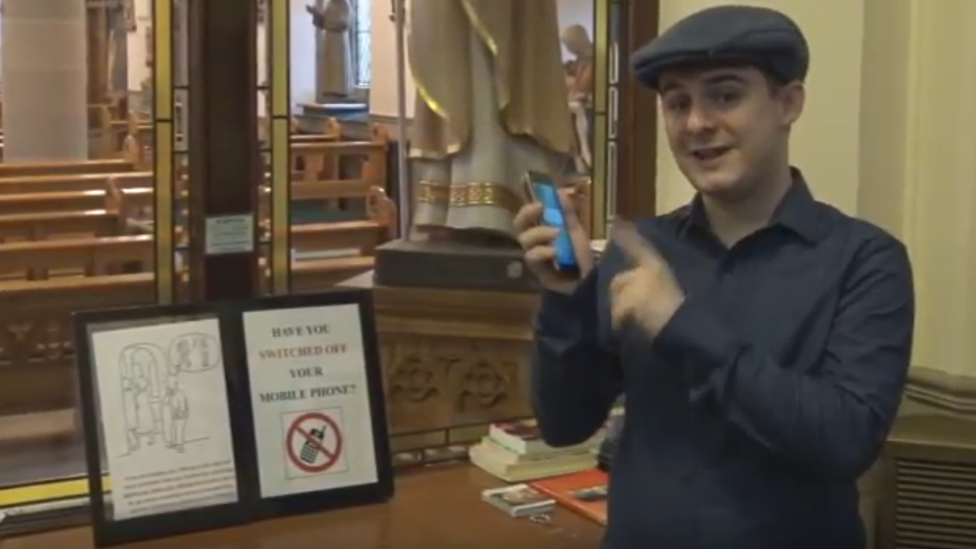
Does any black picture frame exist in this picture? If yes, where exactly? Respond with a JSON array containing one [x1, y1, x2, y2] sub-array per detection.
[[73, 302, 252, 547], [227, 288, 394, 518]]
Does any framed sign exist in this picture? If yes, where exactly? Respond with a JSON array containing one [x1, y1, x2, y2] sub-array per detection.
[[73, 303, 250, 547], [229, 288, 394, 516]]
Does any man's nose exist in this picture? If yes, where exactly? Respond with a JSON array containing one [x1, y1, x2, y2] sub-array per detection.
[[685, 105, 717, 134]]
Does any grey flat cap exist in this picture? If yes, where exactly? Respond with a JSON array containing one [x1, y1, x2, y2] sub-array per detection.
[[631, 5, 809, 90]]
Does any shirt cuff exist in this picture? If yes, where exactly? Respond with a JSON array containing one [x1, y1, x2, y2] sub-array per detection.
[[535, 272, 599, 339], [653, 293, 741, 402]]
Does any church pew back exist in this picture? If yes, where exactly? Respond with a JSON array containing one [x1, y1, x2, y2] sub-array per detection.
[[0, 235, 153, 279], [0, 172, 152, 194], [0, 186, 153, 217], [0, 210, 123, 241], [0, 159, 134, 178]]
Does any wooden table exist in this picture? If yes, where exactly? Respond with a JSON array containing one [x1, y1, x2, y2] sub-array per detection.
[[3, 465, 604, 549]]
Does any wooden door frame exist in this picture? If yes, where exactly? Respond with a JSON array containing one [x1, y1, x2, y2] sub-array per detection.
[[614, 0, 660, 220]]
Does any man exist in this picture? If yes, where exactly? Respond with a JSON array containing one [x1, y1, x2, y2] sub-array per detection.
[[163, 375, 189, 453], [515, 5, 914, 549]]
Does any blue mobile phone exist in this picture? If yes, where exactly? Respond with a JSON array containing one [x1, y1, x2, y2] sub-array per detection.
[[524, 171, 580, 276]]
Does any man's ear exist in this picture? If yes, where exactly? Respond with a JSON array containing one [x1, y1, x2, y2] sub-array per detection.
[[777, 81, 805, 127]]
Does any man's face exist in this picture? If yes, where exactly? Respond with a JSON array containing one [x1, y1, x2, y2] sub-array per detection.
[[658, 66, 804, 199]]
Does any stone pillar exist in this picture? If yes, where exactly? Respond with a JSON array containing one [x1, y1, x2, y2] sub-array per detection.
[[1, 0, 88, 162]]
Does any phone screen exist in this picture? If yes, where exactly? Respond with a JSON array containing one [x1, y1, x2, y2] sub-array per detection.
[[527, 174, 579, 274]]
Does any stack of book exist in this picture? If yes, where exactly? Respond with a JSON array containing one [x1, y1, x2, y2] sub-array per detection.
[[469, 414, 618, 482]]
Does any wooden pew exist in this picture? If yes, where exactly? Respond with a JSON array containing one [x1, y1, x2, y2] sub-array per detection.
[[0, 185, 152, 216], [0, 172, 152, 194], [123, 114, 345, 170], [0, 159, 134, 178], [290, 124, 389, 187], [0, 225, 388, 293], [0, 235, 153, 279], [0, 210, 123, 242], [0, 179, 394, 416]]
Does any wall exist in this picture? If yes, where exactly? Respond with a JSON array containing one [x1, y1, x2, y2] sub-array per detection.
[[655, 0, 976, 381], [900, 0, 976, 380], [126, 0, 317, 110], [368, 0, 596, 119], [367, 0, 406, 118], [289, 0, 317, 106]]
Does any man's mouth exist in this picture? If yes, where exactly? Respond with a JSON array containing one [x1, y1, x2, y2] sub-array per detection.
[[690, 146, 732, 161]]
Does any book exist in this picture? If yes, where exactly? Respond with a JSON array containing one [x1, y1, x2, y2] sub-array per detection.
[[474, 410, 625, 482], [478, 436, 595, 463], [481, 484, 556, 517], [488, 418, 605, 455], [530, 468, 609, 526], [469, 440, 597, 482]]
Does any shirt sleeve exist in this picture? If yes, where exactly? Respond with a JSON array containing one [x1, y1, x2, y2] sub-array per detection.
[[652, 234, 914, 481], [531, 266, 622, 447]]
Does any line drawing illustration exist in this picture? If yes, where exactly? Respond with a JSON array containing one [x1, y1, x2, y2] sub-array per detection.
[[116, 332, 222, 459]]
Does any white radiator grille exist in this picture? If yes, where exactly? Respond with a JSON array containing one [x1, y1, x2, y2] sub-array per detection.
[[893, 458, 976, 549]]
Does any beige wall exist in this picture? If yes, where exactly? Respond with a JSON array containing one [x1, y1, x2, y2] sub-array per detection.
[[656, 0, 974, 379], [368, 0, 409, 118]]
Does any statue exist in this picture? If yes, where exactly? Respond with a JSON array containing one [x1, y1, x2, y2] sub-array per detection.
[[139, 25, 154, 118], [561, 24, 595, 173], [407, 0, 575, 244], [562, 25, 595, 101], [307, 0, 354, 100]]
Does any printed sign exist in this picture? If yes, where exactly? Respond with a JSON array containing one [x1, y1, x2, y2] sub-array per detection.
[[243, 304, 379, 499], [90, 319, 239, 521], [204, 214, 254, 255]]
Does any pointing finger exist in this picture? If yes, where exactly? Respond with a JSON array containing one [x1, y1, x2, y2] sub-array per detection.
[[611, 219, 660, 268]]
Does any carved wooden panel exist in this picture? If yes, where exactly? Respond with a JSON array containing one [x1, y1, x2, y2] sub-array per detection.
[[346, 276, 542, 459], [380, 335, 532, 436]]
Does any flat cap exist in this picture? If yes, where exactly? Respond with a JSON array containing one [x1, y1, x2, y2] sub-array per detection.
[[631, 5, 809, 90]]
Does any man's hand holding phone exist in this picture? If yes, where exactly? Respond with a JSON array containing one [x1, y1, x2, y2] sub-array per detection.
[[514, 187, 594, 294]]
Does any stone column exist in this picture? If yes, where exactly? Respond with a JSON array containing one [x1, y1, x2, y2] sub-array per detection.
[[1, 0, 88, 162]]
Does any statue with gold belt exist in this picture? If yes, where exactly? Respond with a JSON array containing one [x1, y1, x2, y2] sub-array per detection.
[[408, 0, 574, 244]]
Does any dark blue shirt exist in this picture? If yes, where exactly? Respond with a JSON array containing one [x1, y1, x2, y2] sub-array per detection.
[[531, 171, 914, 549]]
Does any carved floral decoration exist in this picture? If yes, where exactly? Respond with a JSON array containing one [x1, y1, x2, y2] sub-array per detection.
[[385, 341, 441, 404], [458, 356, 510, 411]]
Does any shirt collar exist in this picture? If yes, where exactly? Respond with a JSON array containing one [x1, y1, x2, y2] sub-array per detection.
[[683, 167, 824, 243]]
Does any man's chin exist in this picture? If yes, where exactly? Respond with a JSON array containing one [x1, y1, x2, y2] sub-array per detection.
[[689, 172, 745, 198]]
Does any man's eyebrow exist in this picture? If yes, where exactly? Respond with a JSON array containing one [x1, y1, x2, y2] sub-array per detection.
[[702, 74, 748, 86], [659, 73, 748, 95]]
